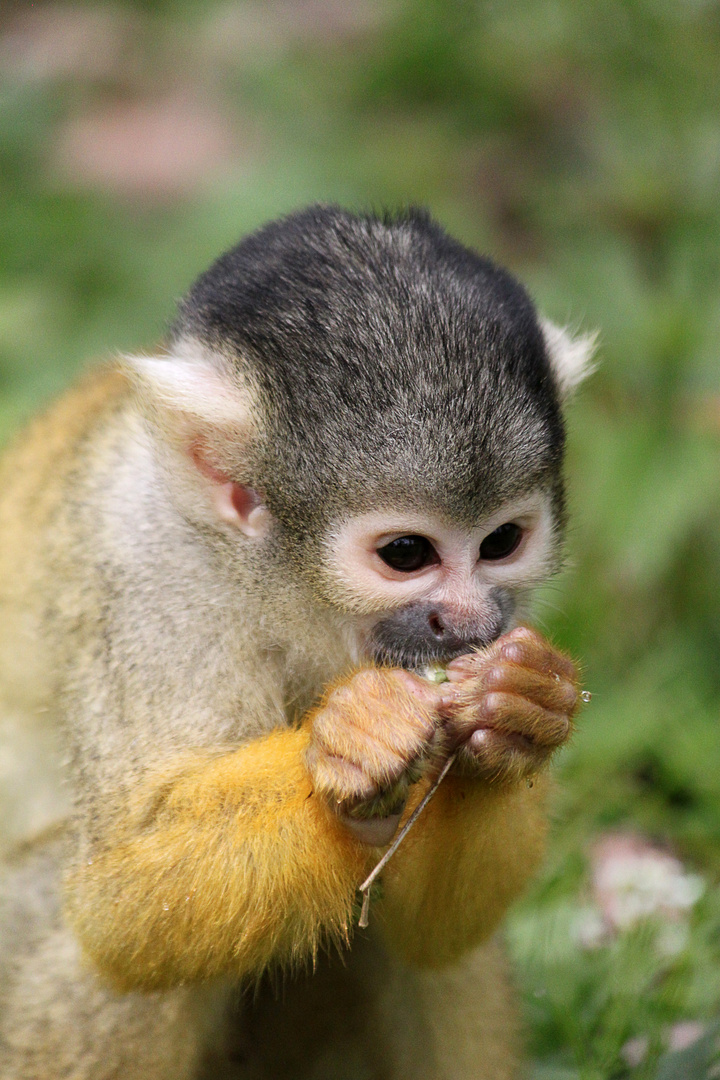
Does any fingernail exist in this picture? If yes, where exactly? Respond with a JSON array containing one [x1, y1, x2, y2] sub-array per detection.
[[437, 685, 460, 705], [501, 644, 525, 664], [443, 670, 467, 685]]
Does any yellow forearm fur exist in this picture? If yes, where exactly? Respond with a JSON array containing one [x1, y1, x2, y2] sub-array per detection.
[[66, 726, 376, 992], [378, 775, 548, 967]]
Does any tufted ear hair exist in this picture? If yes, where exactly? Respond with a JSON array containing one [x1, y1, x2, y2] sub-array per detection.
[[540, 318, 597, 400], [125, 335, 257, 441], [124, 338, 255, 429]]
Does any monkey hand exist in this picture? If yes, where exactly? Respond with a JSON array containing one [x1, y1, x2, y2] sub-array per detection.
[[305, 669, 444, 846], [439, 626, 580, 785]]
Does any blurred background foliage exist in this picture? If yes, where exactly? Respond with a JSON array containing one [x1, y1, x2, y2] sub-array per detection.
[[1, 0, 719, 1076]]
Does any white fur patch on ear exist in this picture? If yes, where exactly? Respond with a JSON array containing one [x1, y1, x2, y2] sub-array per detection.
[[540, 318, 598, 399], [123, 338, 256, 432]]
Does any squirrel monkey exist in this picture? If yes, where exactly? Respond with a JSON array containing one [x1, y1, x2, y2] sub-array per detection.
[[0, 206, 592, 1079]]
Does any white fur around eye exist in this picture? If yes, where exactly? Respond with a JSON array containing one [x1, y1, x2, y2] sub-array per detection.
[[322, 492, 560, 614], [476, 500, 559, 588]]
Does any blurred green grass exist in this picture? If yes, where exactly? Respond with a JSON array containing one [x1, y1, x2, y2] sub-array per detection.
[[2, 1, 720, 1076]]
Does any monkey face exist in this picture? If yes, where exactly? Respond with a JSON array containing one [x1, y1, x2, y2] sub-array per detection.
[[316, 491, 562, 672], [129, 206, 594, 680]]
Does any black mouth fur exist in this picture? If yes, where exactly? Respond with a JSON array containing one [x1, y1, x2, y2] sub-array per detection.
[[366, 598, 513, 673], [369, 636, 498, 673]]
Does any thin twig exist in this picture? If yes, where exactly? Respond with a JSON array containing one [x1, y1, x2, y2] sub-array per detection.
[[357, 751, 458, 929]]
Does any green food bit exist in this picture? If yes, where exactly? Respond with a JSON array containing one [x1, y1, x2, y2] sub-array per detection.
[[421, 664, 448, 684]]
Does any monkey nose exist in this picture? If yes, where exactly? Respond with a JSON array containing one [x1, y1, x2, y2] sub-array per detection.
[[428, 612, 446, 638]]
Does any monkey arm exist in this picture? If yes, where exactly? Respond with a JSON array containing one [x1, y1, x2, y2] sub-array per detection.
[[66, 726, 376, 993], [376, 774, 548, 968]]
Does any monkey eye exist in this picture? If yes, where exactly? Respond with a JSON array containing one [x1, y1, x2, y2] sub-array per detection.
[[377, 535, 438, 573], [479, 522, 523, 561]]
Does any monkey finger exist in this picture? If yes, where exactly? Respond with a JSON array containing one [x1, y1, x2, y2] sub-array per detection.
[[312, 690, 435, 755], [347, 667, 443, 715], [310, 706, 436, 793], [486, 705, 570, 750], [309, 750, 407, 845], [464, 728, 554, 764], [319, 729, 416, 787], [443, 623, 576, 686], [444, 640, 504, 683], [330, 673, 440, 744], [443, 625, 570, 677], [449, 692, 572, 750], [457, 730, 554, 784], [497, 628, 578, 683], [478, 663, 579, 716], [390, 668, 449, 709], [305, 746, 379, 803], [313, 713, 410, 762]]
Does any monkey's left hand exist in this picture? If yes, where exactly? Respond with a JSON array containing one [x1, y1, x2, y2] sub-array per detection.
[[438, 626, 580, 784]]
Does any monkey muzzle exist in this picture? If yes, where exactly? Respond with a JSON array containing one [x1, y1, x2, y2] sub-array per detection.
[[368, 597, 512, 672]]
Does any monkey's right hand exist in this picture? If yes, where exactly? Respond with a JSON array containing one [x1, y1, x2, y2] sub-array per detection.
[[305, 669, 443, 846]]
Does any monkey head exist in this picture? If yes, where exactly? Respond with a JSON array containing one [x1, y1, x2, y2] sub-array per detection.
[[129, 206, 594, 676]]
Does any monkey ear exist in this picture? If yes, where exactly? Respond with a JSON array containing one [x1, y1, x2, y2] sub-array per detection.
[[123, 342, 256, 438], [123, 345, 271, 537], [539, 319, 597, 399], [122, 342, 258, 473]]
